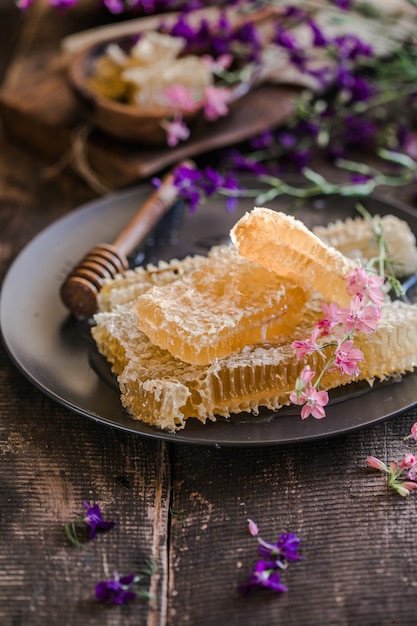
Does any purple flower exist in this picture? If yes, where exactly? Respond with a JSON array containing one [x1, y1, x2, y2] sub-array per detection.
[[289, 148, 312, 172], [278, 131, 297, 149], [334, 0, 352, 9], [283, 7, 306, 19], [199, 167, 225, 195], [234, 22, 262, 61], [258, 532, 302, 564], [275, 26, 299, 52], [102, 0, 125, 13], [200, 167, 242, 211], [249, 130, 274, 149], [65, 501, 115, 547], [169, 163, 243, 212], [16, 0, 35, 8], [211, 14, 234, 57], [308, 19, 328, 47], [343, 114, 377, 149], [238, 560, 288, 596], [348, 76, 376, 103], [335, 68, 375, 104], [82, 501, 115, 539], [172, 163, 203, 212], [350, 173, 372, 184], [296, 119, 320, 138], [333, 34, 372, 61], [225, 150, 269, 176], [48, 0, 77, 9], [95, 572, 139, 605], [173, 162, 202, 187], [170, 15, 197, 41]]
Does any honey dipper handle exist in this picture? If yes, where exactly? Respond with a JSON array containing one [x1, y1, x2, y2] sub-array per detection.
[[60, 160, 194, 317], [113, 161, 192, 257]]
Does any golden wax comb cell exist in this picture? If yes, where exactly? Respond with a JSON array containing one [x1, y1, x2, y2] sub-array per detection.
[[230, 207, 358, 306], [313, 214, 417, 278], [132, 245, 309, 366], [93, 298, 417, 432]]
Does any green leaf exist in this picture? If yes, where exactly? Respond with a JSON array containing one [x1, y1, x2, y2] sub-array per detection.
[[302, 167, 327, 186], [378, 148, 417, 170], [64, 522, 84, 549], [336, 158, 374, 175]]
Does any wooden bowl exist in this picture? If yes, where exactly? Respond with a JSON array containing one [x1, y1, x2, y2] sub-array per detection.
[[67, 35, 203, 146]]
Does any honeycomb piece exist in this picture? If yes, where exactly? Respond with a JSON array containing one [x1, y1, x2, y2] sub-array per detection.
[[313, 214, 417, 278], [97, 253, 207, 312], [93, 297, 417, 432], [230, 207, 358, 306], [132, 245, 309, 366]]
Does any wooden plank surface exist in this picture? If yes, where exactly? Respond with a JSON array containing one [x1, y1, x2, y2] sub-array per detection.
[[169, 417, 417, 626], [0, 6, 300, 190], [0, 83, 170, 625], [1, 4, 417, 626]]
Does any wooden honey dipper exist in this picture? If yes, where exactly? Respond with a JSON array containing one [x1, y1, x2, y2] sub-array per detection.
[[60, 160, 193, 317]]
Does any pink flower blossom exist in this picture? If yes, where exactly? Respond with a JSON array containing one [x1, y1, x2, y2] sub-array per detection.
[[396, 482, 417, 496], [203, 85, 231, 121], [367, 453, 417, 496], [247, 519, 259, 537], [102, 0, 125, 13], [337, 296, 381, 334], [317, 301, 340, 333], [161, 115, 190, 147], [389, 460, 399, 474], [289, 367, 316, 404], [411, 422, 417, 440], [332, 339, 364, 377], [345, 267, 385, 305], [299, 386, 329, 420], [299, 366, 316, 386], [400, 453, 417, 469], [163, 85, 199, 112], [400, 453, 417, 480], [366, 456, 389, 472], [202, 53, 233, 72], [291, 326, 322, 360], [49, 0, 77, 8], [407, 467, 417, 481]]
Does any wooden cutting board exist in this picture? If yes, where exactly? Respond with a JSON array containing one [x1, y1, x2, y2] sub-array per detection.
[[0, 50, 300, 191]]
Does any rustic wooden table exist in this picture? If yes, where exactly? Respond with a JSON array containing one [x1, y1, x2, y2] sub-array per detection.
[[1, 4, 417, 626]]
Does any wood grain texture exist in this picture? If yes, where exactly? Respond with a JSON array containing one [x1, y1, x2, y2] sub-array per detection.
[[168, 414, 417, 626], [1, 5, 417, 626], [0, 3, 300, 190], [0, 359, 171, 626], [0, 54, 300, 190], [0, 126, 171, 625]]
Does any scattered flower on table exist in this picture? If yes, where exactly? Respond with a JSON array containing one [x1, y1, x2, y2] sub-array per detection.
[[95, 563, 156, 605], [95, 572, 139, 605], [83, 501, 116, 538], [258, 532, 302, 566], [367, 422, 417, 497], [95, 565, 156, 605], [247, 518, 259, 537], [239, 560, 289, 596], [239, 520, 301, 596], [366, 453, 417, 497], [408, 422, 417, 441], [19, 1, 417, 199], [65, 501, 115, 548]]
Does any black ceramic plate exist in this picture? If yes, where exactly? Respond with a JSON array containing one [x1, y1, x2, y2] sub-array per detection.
[[1, 183, 417, 446]]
